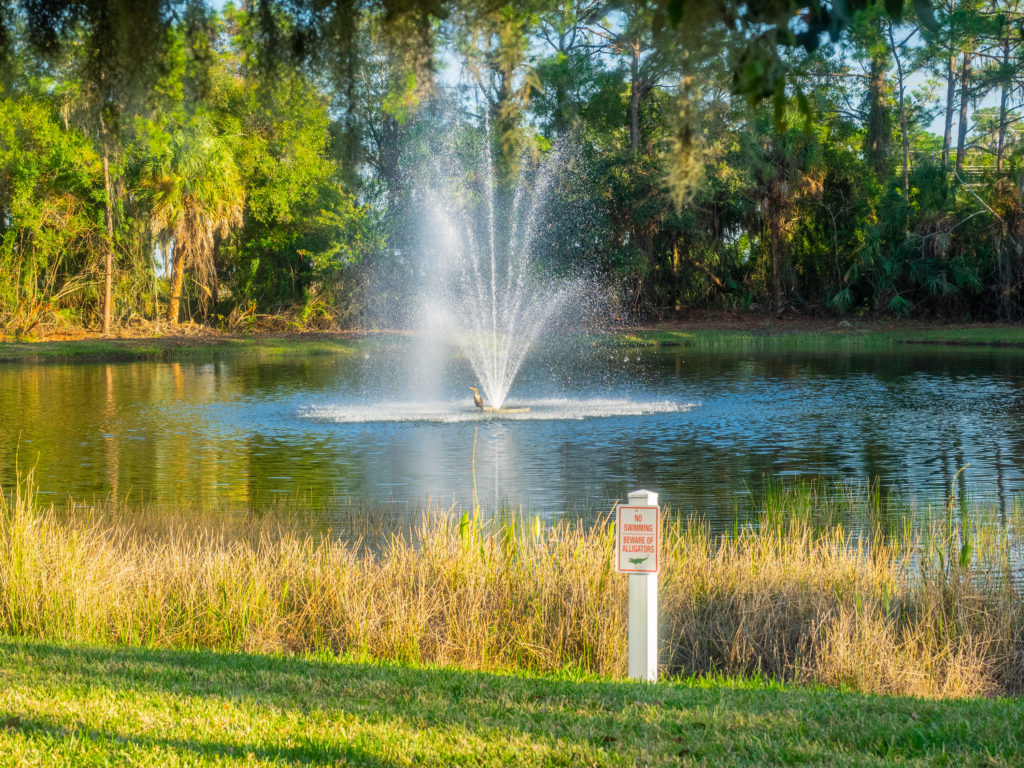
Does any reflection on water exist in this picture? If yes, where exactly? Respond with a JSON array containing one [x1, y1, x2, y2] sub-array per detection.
[[3, 339, 1024, 534]]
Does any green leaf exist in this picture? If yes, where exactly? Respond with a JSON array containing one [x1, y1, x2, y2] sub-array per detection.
[[888, 294, 912, 316], [959, 541, 972, 569]]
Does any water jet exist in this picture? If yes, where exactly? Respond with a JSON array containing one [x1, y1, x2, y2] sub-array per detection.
[[419, 135, 582, 411]]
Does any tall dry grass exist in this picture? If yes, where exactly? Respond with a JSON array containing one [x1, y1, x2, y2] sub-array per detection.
[[1, 475, 1021, 698]]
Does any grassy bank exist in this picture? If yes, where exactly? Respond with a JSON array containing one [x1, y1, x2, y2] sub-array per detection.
[[2, 477, 1022, 700], [622, 323, 1024, 351], [7, 322, 1024, 363], [0, 332, 377, 363], [1, 637, 1022, 767]]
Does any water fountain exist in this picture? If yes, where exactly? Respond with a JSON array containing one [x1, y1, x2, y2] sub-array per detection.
[[419, 137, 579, 411], [303, 127, 690, 425]]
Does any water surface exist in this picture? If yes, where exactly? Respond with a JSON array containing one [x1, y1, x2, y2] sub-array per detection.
[[3, 338, 1023, 533]]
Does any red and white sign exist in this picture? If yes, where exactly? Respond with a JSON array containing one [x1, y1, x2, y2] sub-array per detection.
[[615, 505, 660, 573]]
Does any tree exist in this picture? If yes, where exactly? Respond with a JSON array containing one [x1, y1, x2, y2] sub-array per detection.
[[0, 96, 102, 334], [138, 114, 244, 323], [532, 0, 606, 135], [885, 22, 917, 195], [741, 111, 823, 309], [453, 2, 542, 182], [4, 0, 175, 333], [215, 6, 375, 320], [584, 0, 678, 153]]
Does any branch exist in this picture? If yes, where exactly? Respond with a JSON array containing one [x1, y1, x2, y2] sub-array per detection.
[[953, 169, 1003, 223]]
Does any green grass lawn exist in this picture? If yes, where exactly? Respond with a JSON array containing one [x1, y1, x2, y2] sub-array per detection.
[[0, 637, 1020, 767]]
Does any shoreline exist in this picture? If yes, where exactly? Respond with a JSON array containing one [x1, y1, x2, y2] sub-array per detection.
[[3, 476, 1021, 700], [4, 317, 1024, 363]]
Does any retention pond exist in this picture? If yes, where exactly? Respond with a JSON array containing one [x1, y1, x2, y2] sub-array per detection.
[[3, 336, 1024, 535]]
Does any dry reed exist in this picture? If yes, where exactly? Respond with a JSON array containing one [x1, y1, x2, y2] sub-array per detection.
[[1, 475, 1021, 698]]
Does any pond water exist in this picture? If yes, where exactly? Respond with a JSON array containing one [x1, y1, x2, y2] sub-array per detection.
[[2, 337, 1024, 533]]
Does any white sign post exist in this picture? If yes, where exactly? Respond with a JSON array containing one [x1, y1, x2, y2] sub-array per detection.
[[616, 489, 660, 682]]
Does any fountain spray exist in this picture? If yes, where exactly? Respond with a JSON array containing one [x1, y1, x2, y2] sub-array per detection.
[[421, 129, 577, 410]]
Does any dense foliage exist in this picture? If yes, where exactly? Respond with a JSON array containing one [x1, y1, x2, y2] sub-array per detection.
[[2, 0, 1024, 334]]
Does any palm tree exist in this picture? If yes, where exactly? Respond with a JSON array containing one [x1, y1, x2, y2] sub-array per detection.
[[139, 115, 244, 323], [742, 112, 822, 309]]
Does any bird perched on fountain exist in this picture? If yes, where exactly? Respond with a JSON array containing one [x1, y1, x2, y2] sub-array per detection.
[[469, 386, 484, 410]]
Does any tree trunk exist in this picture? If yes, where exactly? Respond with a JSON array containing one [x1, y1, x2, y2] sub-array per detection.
[[769, 190, 784, 309], [955, 54, 971, 174], [864, 48, 890, 183], [380, 114, 402, 211], [101, 124, 114, 335], [942, 54, 956, 169], [997, 38, 1010, 173], [899, 94, 909, 195], [494, 70, 519, 183], [553, 31, 569, 134], [554, 73, 568, 135], [341, 14, 360, 190], [167, 241, 184, 323], [889, 28, 910, 195], [629, 40, 640, 152], [153, 234, 163, 322]]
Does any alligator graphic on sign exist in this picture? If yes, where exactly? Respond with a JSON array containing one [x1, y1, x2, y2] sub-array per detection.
[[627, 555, 649, 566]]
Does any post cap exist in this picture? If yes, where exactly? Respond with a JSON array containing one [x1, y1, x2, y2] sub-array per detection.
[[628, 489, 659, 506]]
